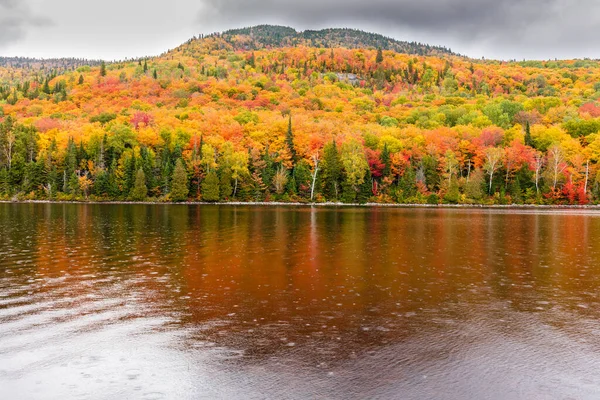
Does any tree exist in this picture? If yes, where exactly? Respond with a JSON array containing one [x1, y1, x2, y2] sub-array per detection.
[[42, 79, 50, 95], [310, 153, 320, 201], [524, 121, 533, 147], [341, 139, 369, 198], [202, 170, 220, 202], [68, 172, 81, 196], [79, 175, 93, 200], [376, 48, 384, 64], [286, 114, 296, 167], [170, 159, 188, 202], [547, 145, 566, 191], [444, 176, 460, 204], [131, 168, 147, 201], [229, 151, 249, 198], [381, 144, 391, 177], [0, 117, 16, 170], [465, 169, 485, 201], [100, 62, 107, 77], [219, 169, 233, 200], [78, 74, 84, 85], [484, 147, 504, 194], [273, 166, 288, 194], [321, 141, 342, 200], [532, 151, 545, 195]]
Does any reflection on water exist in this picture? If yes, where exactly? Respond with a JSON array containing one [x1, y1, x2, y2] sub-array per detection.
[[1, 204, 600, 399]]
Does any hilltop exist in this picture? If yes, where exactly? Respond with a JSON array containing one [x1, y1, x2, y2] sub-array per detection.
[[198, 25, 455, 56]]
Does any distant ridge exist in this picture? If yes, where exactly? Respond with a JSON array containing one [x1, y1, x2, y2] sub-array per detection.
[[198, 25, 455, 56], [0, 57, 103, 73]]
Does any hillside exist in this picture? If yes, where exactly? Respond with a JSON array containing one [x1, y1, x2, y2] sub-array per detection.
[[1, 26, 600, 205]]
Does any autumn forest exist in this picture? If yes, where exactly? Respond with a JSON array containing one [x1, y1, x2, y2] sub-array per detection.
[[2, 25, 600, 205]]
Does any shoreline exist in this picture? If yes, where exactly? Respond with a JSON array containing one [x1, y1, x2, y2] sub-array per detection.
[[1, 200, 600, 210]]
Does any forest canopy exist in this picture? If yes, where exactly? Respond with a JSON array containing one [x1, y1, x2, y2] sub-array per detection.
[[1, 25, 600, 205]]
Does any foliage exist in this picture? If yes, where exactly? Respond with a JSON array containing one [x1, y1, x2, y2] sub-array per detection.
[[0, 25, 599, 205]]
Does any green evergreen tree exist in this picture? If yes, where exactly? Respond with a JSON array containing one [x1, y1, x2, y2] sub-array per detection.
[[23, 160, 46, 195], [42, 79, 50, 94], [443, 176, 460, 204], [68, 172, 80, 196], [376, 48, 384, 64], [340, 179, 356, 203], [261, 147, 276, 190], [381, 143, 391, 177], [100, 62, 107, 77], [219, 168, 233, 200], [202, 170, 220, 202], [422, 155, 440, 192], [0, 169, 9, 196], [524, 121, 533, 147], [397, 168, 417, 202], [293, 160, 312, 198], [46, 167, 58, 198], [321, 141, 342, 200], [130, 168, 147, 201], [94, 170, 110, 197], [286, 114, 296, 167], [143, 59, 148, 73], [170, 159, 189, 201], [356, 170, 373, 204], [509, 177, 523, 204], [78, 74, 84, 85], [153, 69, 158, 80]]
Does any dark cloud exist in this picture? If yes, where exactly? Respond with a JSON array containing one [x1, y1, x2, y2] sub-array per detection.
[[0, 0, 52, 49], [196, 0, 600, 59]]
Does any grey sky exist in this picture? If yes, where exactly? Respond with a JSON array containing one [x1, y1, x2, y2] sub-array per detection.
[[0, 0, 598, 60]]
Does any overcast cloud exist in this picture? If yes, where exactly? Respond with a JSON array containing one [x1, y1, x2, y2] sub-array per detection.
[[1, 0, 599, 60], [0, 0, 51, 47]]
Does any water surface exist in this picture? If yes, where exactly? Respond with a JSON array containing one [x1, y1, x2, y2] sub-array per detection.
[[1, 204, 600, 399]]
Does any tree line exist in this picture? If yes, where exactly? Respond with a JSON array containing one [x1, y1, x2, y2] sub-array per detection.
[[1, 115, 598, 205]]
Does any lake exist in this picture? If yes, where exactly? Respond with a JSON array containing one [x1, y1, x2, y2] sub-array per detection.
[[1, 204, 600, 399]]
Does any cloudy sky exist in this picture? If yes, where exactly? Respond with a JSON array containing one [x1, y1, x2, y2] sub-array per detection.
[[1, 0, 598, 61]]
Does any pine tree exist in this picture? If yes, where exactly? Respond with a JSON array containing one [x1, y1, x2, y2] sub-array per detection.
[[286, 114, 296, 168], [100, 61, 107, 77], [170, 159, 188, 202], [153, 69, 158, 80], [78, 74, 84, 85], [130, 168, 147, 201], [381, 143, 391, 177], [397, 168, 417, 202], [356, 169, 373, 204], [321, 141, 342, 200], [202, 170, 220, 202], [524, 121, 533, 147], [68, 172, 80, 196], [261, 146, 276, 190], [219, 168, 233, 200], [143, 59, 148, 73], [0, 169, 9, 196], [42, 79, 50, 94], [376, 48, 384, 64]]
